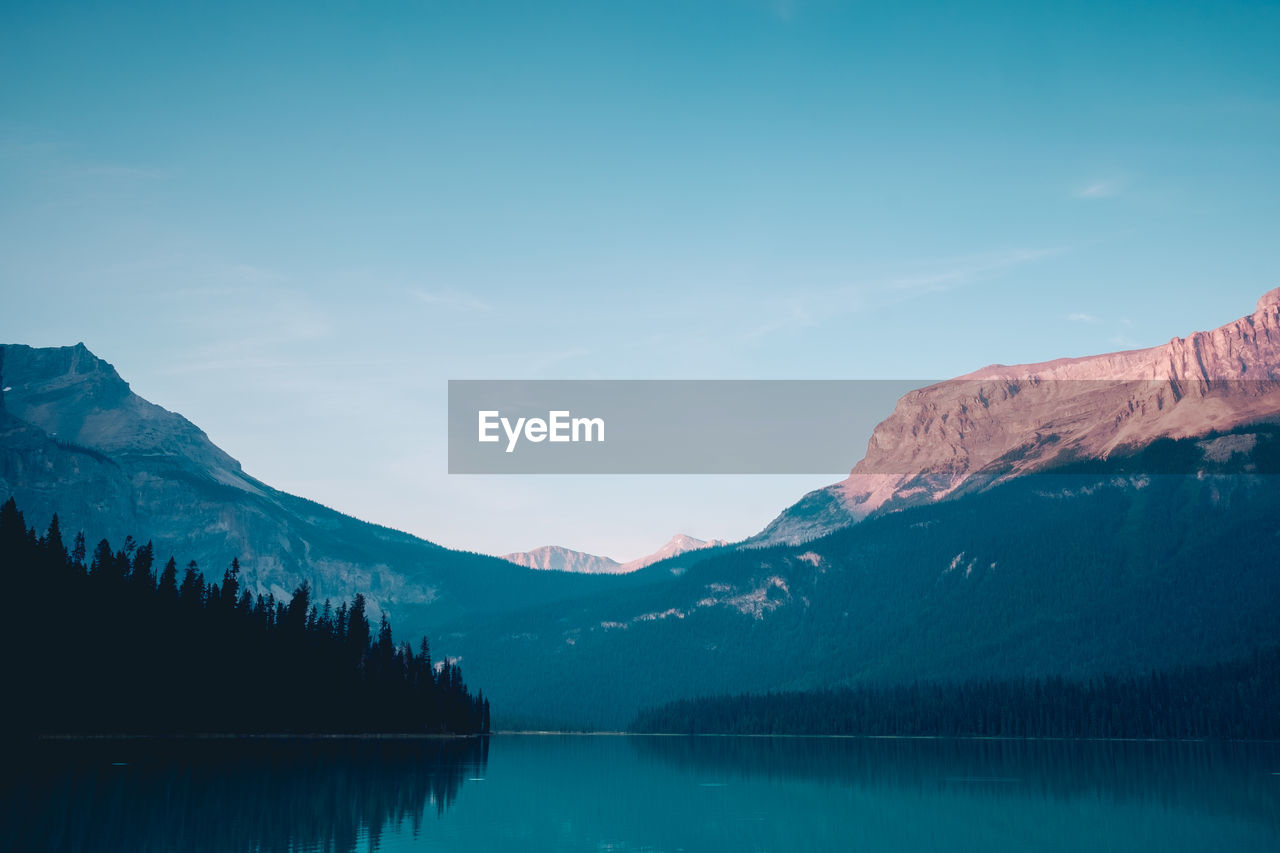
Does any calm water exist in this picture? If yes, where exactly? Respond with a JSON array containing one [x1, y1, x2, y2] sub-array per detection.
[[4, 734, 1279, 852]]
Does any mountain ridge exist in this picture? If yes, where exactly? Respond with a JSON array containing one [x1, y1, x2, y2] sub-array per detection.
[[0, 342, 647, 640], [503, 533, 728, 575], [5, 290, 1280, 728], [753, 288, 1280, 545]]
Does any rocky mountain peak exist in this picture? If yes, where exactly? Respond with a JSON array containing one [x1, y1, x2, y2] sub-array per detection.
[[754, 289, 1280, 545], [1257, 286, 1280, 313], [502, 545, 623, 575], [3, 342, 130, 403], [619, 533, 726, 571], [504, 532, 728, 575], [1, 342, 246, 485]]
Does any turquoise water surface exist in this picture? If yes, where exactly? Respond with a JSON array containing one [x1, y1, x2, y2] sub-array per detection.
[[6, 734, 1279, 851]]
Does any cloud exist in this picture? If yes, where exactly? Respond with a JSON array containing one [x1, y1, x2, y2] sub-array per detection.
[[769, 0, 797, 21], [693, 246, 1067, 353], [0, 132, 173, 184], [1108, 318, 1140, 348], [1067, 312, 1102, 323], [0, 136, 69, 159], [886, 247, 1065, 296], [224, 264, 288, 287], [66, 163, 174, 181], [412, 289, 493, 313], [744, 301, 818, 342], [1075, 180, 1119, 199], [522, 347, 591, 377], [157, 276, 335, 376]]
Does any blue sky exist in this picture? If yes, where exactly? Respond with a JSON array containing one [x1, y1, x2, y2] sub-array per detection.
[[3, 0, 1278, 558]]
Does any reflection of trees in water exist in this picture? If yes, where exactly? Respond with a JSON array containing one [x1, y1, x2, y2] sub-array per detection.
[[631, 735, 1280, 830], [4, 736, 489, 853]]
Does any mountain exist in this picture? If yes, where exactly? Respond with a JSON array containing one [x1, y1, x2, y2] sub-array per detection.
[[503, 545, 622, 574], [0, 343, 648, 640], [503, 534, 728, 575], [430, 290, 1280, 727], [753, 287, 1280, 545], [442, 454, 1280, 728], [621, 533, 727, 571], [6, 290, 1280, 731]]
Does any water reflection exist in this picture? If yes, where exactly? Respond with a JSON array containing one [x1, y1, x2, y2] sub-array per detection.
[[2, 736, 488, 853], [5, 735, 1278, 852], [631, 735, 1280, 831]]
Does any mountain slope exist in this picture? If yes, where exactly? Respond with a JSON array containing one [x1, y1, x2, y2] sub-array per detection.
[[0, 344, 652, 638], [755, 287, 1280, 545], [440, 449, 1280, 728], [503, 534, 728, 575], [432, 291, 1280, 727]]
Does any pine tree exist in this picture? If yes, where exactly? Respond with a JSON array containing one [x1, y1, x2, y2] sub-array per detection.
[[42, 513, 65, 562], [131, 541, 155, 590], [157, 557, 179, 601]]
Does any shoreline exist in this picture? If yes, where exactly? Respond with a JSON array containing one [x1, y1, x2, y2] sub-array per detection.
[[21, 731, 1280, 745]]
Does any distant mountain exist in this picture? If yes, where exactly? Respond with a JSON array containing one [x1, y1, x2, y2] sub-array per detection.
[[503, 545, 622, 574], [503, 534, 727, 575], [0, 343, 645, 639], [753, 287, 1280, 545], [621, 533, 727, 571]]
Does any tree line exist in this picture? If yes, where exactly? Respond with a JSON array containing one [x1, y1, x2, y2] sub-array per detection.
[[630, 648, 1280, 739], [1, 498, 489, 735]]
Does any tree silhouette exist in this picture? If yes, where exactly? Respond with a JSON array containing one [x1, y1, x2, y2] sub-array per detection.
[[1, 497, 490, 736]]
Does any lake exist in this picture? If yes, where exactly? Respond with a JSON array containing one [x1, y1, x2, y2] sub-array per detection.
[[4, 735, 1278, 851]]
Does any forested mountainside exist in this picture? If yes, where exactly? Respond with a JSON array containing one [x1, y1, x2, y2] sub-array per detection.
[[438, 449, 1280, 728]]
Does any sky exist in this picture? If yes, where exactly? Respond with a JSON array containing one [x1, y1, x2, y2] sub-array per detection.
[[2, 0, 1279, 560]]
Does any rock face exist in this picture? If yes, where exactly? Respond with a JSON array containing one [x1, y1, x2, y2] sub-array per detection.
[[755, 288, 1280, 545], [503, 533, 727, 575], [3, 344, 250, 485]]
